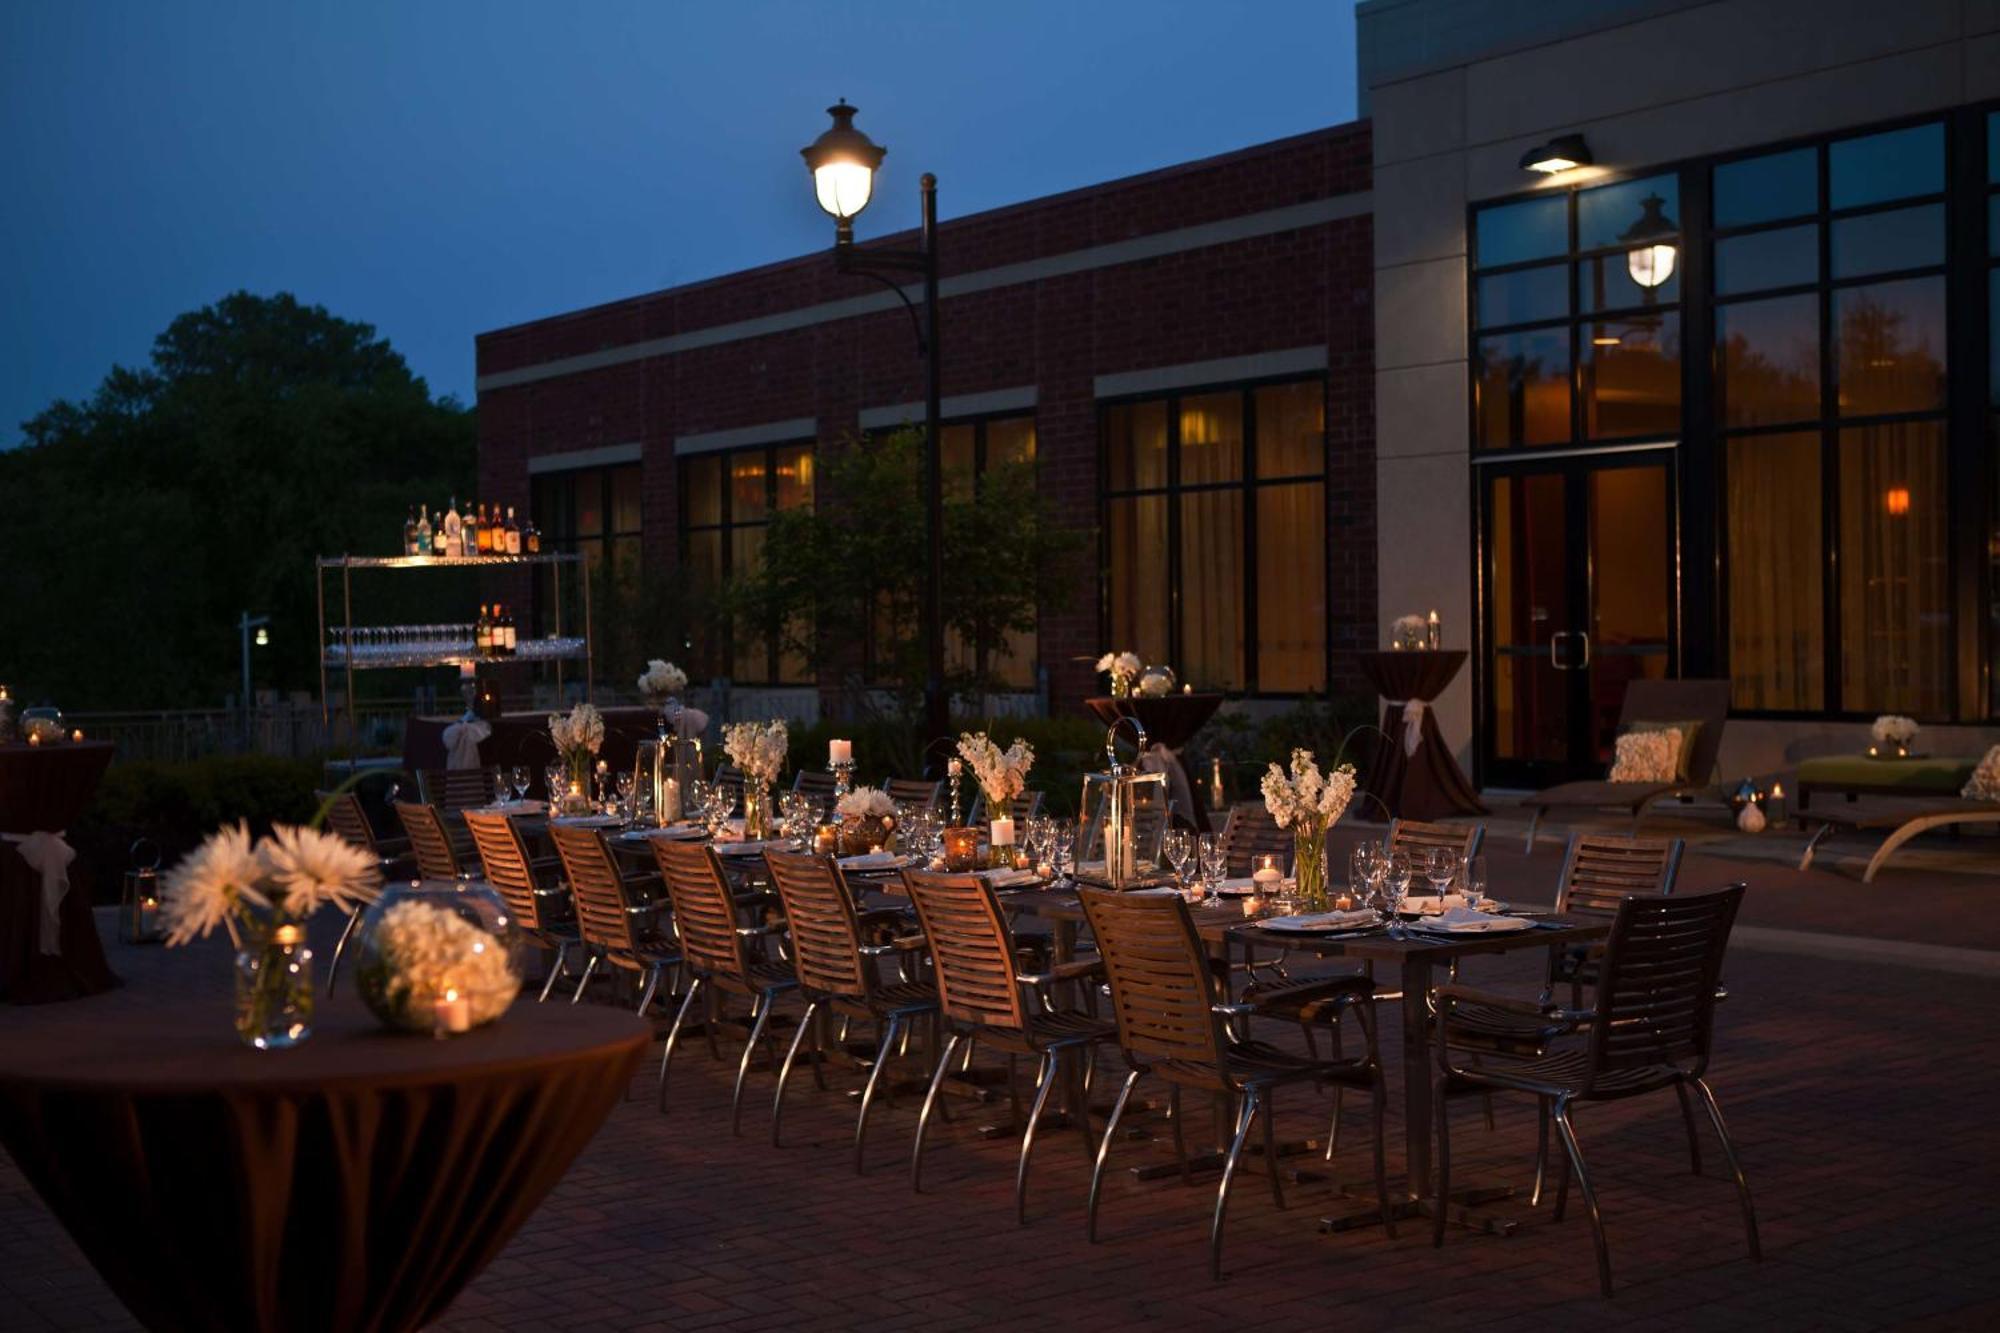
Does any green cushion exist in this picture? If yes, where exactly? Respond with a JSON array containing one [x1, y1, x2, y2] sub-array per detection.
[[1623, 719, 1702, 783], [1797, 755, 1978, 791]]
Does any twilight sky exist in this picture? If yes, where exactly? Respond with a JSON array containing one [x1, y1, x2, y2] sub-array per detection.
[[0, 0, 1358, 443]]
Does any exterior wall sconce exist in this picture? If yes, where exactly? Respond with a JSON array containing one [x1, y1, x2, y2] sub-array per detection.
[[1885, 486, 1911, 517], [1519, 133, 1592, 174]]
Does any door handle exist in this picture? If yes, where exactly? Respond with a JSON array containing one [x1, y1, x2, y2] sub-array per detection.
[[1575, 631, 1591, 669], [1549, 631, 1575, 670]]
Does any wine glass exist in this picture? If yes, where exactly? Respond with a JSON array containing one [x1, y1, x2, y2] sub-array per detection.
[[706, 784, 736, 836], [543, 763, 565, 806], [1197, 833, 1226, 902], [614, 773, 636, 820], [509, 765, 531, 801], [1163, 828, 1195, 901], [1051, 823, 1075, 881], [492, 771, 511, 806], [1462, 854, 1489, 911], [1425, 846, 1461, 903], [686, 779, 709, 828], [1382, 852, 1412, 938]]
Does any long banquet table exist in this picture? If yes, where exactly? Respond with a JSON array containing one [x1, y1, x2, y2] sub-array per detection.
[[0, 985, 648, 1332]]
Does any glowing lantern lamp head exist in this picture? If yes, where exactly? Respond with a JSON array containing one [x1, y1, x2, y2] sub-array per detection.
[[1620, 192, 1679, 290], [801, 99, 886, 239]]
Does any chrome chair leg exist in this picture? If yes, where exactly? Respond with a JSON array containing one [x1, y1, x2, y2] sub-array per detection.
[[854, 1013, 904, 1175], [1694, 1077, 1761, 1262], [1553, 1099, 1611, 1297], [771, 998, 820, 1147], [325, 906, 364, 995], [910, 1030, 964, 1192], [1209, 1091, 1258, 1281], [1432, 1077, 1452, 1249], [657, 976, 703, 1112], [1531, 1096, 1551, 1205], [731, 991, 776, 1136], [1261, 1089, 1286, 1211], [1086, 1067, 1143, 1242], [570, 952, 600, 1004], [636, 962, 662, 1017], [537, 939, 570, 1003], [1015, 1049, 1060, 1224], [1674, 1080, 1705, 1176]]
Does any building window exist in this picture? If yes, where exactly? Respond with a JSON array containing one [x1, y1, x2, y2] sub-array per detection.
[[939, 414, 1038, 689], [1713, 121, 1951, 717], [530, 462, 641, 638], [679, 442, 814, 684], [1472, 174, 1684, 450], [1101, 378, 1326, 694], [1986, 108, 1999, 716]]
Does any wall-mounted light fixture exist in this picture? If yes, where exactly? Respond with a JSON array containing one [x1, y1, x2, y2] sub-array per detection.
[[1519, 133, 1592, 174], [1884, 486, 1911, 517]]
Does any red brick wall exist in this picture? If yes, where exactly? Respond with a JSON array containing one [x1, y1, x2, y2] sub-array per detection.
[[476, 121, 1375, 708]]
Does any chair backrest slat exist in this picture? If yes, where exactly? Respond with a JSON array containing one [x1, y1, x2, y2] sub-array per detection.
[[766, 851, 868, 997], [549, 824, 641, 954], [1078, 888, 1227, 1069], [791, 769, 838, 802], [1557, 834, 1684, 916], [903, 870, 1026, 1030], [654, 840, 748, 980], [1387, 819, 1484, 863], [1585, 886, 1742, 1080], [463, 810, 548, 930], [885, 778, 944, 812], [419, 767, 500, 813], [394, 800, 462, 881], [317, 790, 380, 857], [1218, 802, 1290, 875]]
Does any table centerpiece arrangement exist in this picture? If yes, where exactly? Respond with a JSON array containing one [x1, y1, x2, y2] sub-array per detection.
[[834, 785, 897, 854], [1870, 714, 1919, 759], [548, 701, 605, 812], [957, 731, 1035, 868], [723, 718, 788, 839], [1260, 747, 1358, 913], [1094, 650, 1143, 698], [351, 880, 525, 1037]]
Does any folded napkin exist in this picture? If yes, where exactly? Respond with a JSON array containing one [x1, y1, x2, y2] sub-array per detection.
[[1214, 877, 1259, 896], [838, 850, 903, 870], [1422, 905, 1521, 933], [981, 868, 1041, 888], [552, 813, 623, 829], [1269, 908, 1377, 931], [482, 799, 544, 815], [716, 839, 784, 856], [1407, 893, 1467, 916]]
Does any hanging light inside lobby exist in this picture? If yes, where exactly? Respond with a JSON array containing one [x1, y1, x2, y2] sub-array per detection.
[[1619, 192, 1679, 290]]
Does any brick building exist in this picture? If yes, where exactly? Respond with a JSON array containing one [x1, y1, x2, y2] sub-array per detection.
[[473, 122, 1375, 719]]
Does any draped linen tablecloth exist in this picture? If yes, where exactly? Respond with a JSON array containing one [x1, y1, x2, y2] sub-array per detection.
[[0, 740, 119, 1003], [403, 708, 666, 788], [1085, 694, 1224, 832], [1355, 650, 1487, 822], [0, 987, 648, 1332]]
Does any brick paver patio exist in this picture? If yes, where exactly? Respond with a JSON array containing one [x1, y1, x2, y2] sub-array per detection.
[[4, 868, 1998, 1330]]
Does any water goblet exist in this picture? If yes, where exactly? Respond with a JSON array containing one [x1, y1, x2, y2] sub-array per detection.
[[1197, 833, 1225, 902], [1163, 828, 1195, 901], [509, 765, 531, 801], [1051, 824, 1075, 881], [543, 763, 566, 806], [615, 773, 636, 819], [1382, 852, 1412, 938], [1425, 846, 1461, 903], [1462, 854, 1489, 911], [492, 772, 511, 806]]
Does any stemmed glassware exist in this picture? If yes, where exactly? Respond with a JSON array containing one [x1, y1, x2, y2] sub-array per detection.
[[1381, 851, 1412, 938], [1425, 846, 1461, 903], [614, 773, 636, 820], [1163, 828, 1195, 902], [1050, 823, 1075, 882], [1197, 833, 1225, 903], [1462, 854, 1488, 910], [704, 784, 736, 837], [543, 762, 565, 807], [509, 765, 531, 801]]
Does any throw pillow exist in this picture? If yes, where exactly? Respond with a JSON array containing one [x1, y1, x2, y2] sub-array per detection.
[[1609, 728, 1680, 783], [1625, 718, 1703, 783], [1964, 745, 2000, 803]]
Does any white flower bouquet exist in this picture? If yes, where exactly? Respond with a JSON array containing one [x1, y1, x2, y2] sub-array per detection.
[[1391, 613, 1428, 649], [1260, 748, 1357, 911], [723, 718, 789, 786], [836, 786, 896, 820], [549, 701, 606, 760], [637, 658, 688, 706], [361, 898, 521, 1032], [958, 731, 1035, 809], [835, 785, 898, 854], [1095, 651, 1144, 697], [1871, 715, 1919, 751]]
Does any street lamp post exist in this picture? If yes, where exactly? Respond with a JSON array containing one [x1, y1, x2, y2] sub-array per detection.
[[801, 100, 949, 756], [238, 612, 270, 745]]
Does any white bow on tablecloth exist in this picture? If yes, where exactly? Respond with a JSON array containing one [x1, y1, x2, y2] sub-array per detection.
[[3, 830, 74, 954], [1137, 743, 1197, 825], [442, 719, 492, 769], [1387, 699, 1425, 757]]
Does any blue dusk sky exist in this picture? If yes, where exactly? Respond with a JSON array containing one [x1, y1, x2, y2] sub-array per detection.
[[0, 1, 1359, 442]]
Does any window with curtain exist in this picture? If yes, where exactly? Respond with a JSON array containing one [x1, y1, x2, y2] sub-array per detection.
[[530, 462, 642, 641], [679, 441, 814, 684], [1101, 377, 1326, 693], [1471, 175, 1683, 450], [1713, 121, 1952, 717], [1987, 109, 2000, 716]]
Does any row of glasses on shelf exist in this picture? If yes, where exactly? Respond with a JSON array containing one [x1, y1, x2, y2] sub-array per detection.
[[329, 625, 476, 662]]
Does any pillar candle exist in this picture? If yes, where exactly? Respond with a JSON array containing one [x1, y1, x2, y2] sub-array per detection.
[[829, 738, 853, 765], [990, 816, 1015, 847]]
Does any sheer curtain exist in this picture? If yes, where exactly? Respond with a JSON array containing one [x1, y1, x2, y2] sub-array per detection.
[[1726, 433, 1822, 710]]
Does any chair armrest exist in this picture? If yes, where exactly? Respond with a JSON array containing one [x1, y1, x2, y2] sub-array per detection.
[[1432, 982, 1583, 1021], [861, 933, 928, 956], [1212, 1002, 1256, 1018], [1017, 958, 1104, 987], [735, 921, 787, 938]]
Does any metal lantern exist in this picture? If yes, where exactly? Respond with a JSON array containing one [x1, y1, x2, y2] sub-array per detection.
[[633, 735, 701, 827], [120, 838, 165, 945], [1076, 717, 1170, 890]]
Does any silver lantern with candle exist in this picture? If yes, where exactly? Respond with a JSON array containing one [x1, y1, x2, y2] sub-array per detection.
[[633, 734, 702, 828], [1076, 717, 1170, 890], [120, 838, 166, 945]]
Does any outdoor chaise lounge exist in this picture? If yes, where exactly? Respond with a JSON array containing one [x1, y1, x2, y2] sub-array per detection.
[[1521, 679, 1732, 852], [1794, 799, 2000, 882]]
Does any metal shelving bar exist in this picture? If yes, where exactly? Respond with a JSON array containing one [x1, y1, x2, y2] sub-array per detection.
[[316, 552, 583, 570]]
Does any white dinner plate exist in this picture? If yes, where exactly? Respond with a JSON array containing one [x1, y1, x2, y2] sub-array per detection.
[[1405, 914, 1533, 935]]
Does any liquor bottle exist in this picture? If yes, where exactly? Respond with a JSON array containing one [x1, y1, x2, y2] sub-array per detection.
[[443, 497, 463, 558], [477, 503, 494, 555], [432, 507, 448, 557], [414, 503, 432, 558], [504, 506, 522, 555], [402, 505, 416, 556], [498, 604, 516, 655], [525, 520, 541, 554], [475, 604, 491, 657]]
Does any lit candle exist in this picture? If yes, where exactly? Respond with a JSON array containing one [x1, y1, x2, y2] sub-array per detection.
[[139, 895, 160, 936], [814, 823, 838, 856], [1334, 892, 1355, 912], [26, 732, 40, 746], [1182, 682, 1192, 694], [947, 758, 962, 777], [829, 738, 852, 765], [1252, 854, 1283, 888], [1427, 609, 1440, 649], [70, 729, 83, 742], [990, 816, 1015, 848], [433, 987, 472, 1035], [273, 923, 303, 947]]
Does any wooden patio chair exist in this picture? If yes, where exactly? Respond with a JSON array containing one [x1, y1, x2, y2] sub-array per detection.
[[393, 800, 466, 881], [314, 788, 404, 993], [547, 824, 679, 1017], [885, 777, 944, 812], [904, 869, 1115, 1219], [764, 850, 938, 1157], [652, 839, 798, 1129], [1078, 887, 1394, 1279], [1216, 802, 1290, 875], [1432, 886, 1757, 1296], [464, 810, 582, 1003], [418, 765, 503, 813], [1519, 679, 1732, 851], [1386, 818, 1485, 864], [792, 769, 838, 804]]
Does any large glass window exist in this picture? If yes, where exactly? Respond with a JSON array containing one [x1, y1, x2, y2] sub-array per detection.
[[531, 462, 642, 639], [1987, 110, 2000, 716], [1472, 174, 1682, 449], [1712, 122, 1952, 715], [935, 413, 1040, 689], [679, 442, 814, 684], [1102, 378, 1326, 693]]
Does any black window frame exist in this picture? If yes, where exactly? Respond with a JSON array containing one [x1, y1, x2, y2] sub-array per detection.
[[677, 439, 815, 687], [530, 460, 642, 640]]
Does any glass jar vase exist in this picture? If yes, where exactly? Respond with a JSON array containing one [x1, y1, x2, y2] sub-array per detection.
[[743, 780, 774, 840], [235, 920, 314, 1050], [350, 880, 526, 1034], [1292, 829, 1329, 913]]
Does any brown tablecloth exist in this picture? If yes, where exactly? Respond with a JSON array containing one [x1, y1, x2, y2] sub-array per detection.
[[1085, 694, 1223, 833], [0, 988, 648, 1332], [1354, 651, 1486, 821], [0, 741, 119, 1003], [403, 708, 661, 787]]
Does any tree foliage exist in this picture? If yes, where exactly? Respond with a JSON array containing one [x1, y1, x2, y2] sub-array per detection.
[[0, 292, 474, 709], [726, 428, 1085, 717]]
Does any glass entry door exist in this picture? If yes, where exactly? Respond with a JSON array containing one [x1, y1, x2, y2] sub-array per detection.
[[1481, 454, 1675, 788]]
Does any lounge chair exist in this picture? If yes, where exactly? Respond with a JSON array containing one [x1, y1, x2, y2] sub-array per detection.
[[1520, 679, 1731, 852], [1794, 799, 2000, 882]]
